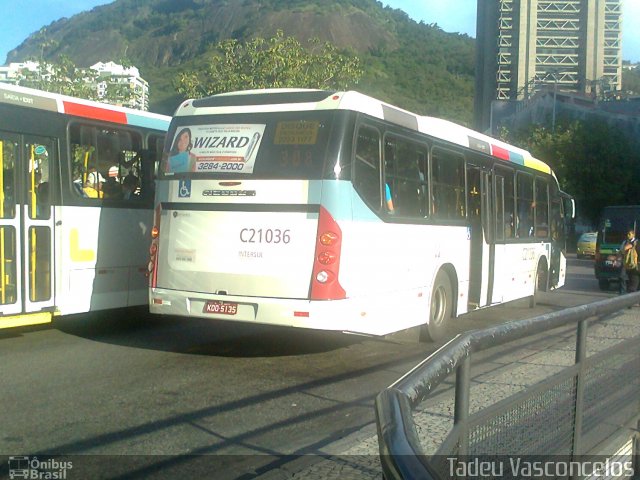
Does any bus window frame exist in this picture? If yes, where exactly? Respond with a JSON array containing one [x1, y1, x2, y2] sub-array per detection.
[[352, 123, 383, 213], [66, 120, 153, 208], [430, 145, 466, 222], [381, 130, 430, 220], [494, 164, 517, 242]]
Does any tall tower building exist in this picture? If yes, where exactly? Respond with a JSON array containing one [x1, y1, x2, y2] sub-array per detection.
[[475, 0, 622, 132]]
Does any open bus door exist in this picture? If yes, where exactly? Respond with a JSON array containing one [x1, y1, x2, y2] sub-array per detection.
[[549, 192, 574, 289], [0, 133, 55, 328], [467, 164, 495, 308]]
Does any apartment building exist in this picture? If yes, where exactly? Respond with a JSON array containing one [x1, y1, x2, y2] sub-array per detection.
[[0, 60, 149, 111], [475, 0, 623, 131]]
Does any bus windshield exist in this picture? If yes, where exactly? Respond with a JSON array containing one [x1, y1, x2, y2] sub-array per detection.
[[598, 206, 640, 245], [160, 111, 342, 179]]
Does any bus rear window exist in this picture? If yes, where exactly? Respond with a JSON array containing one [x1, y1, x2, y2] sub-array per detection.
[[161, 112, 335, 179]]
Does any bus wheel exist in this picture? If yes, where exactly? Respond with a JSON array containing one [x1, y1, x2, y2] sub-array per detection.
[[421, 270, 452, 343], [529, 262, 547, 308]]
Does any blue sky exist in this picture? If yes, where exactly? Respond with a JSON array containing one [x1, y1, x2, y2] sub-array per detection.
[[382, 0, 640, 63], [1, 0, 639, 64]]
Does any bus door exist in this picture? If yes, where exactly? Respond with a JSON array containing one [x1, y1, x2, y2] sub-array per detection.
[[481, 170, 495, 305], [0, 132, 55, 323], [492, 170, 508, 303], [467, 165, 494, 307]]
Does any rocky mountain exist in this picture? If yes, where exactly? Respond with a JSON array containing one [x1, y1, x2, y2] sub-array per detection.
[[7, 0, 476, 122]]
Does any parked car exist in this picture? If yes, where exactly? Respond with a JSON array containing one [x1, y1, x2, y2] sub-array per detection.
[[577, 231, 597, 258]]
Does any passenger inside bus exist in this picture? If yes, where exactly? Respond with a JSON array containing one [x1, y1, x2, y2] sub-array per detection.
[[83, 168, 104, 198], [517, 200, 535, 237], [122, 174, 139, 200], [102, 177, 122, 199], [385, 183, 394, 212]]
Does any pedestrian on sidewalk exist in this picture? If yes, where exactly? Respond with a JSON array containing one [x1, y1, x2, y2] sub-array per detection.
[[620, 229, 640, 293]]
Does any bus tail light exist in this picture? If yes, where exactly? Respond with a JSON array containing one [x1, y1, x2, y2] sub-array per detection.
[[148, 205, 161, 288], [310, 207, 346, 300]]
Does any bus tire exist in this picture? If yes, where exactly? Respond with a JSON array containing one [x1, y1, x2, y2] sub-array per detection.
[[421, 270, 452, 343], [529, 262, 547, 308]]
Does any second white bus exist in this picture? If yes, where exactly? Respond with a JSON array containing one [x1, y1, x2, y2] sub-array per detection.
[[149, 89, 573, 341], [0, 83, 170, 329]]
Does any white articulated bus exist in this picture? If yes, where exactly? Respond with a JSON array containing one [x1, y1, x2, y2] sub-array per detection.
[[148, 89, 573, 341], [0, 83, 170, 329]]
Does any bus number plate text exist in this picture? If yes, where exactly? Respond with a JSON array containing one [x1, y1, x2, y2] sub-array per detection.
[[203, 301, 238, 315]]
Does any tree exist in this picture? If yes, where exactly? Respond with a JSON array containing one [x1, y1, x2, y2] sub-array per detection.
[[502, 119, 639, 225], [173, 30, 363, 98]]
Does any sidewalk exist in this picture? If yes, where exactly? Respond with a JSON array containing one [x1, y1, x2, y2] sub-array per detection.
[[259, 307, 640, 479]]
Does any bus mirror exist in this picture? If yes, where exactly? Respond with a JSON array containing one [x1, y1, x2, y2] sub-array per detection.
[[569, 198, 576, 219], [562, 195, 575, 220]]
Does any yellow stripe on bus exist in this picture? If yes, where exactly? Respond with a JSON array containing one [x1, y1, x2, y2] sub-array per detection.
[[70, 228, 95, 262], [0, 312, 51, 329], [523, 156, 551, 174]]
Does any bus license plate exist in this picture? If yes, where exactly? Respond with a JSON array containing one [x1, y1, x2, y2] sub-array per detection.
[[203, 301, 238, 315]]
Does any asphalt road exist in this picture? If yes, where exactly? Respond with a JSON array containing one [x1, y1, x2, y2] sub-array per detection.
[[0, 255, 613, 479]]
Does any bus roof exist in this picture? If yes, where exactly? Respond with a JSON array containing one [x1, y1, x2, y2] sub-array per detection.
[[0, 82, 171, 132], [175, 88, 552, 175]]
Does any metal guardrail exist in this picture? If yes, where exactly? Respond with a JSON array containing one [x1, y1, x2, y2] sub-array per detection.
[[375, 292, 640, 480]]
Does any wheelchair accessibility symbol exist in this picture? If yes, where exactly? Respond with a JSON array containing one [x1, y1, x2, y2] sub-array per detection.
[[178, 179, 191, 198]]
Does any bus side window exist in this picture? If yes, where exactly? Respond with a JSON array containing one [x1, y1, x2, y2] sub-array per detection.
[[382, 135, 427, 219], [353, 126, 382, 210], [502, 168, 516, 239], [516, 172, 534, 237], [70, 124, 146, 204], [383, 138, 396, 213], [535, 178, 549, 238], [432, 148, 465, 220], [495, 174, 505, 242], [393, 139, 425, 218]]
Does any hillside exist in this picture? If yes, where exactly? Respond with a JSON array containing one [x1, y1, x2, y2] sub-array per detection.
[[6, 0, 476, 123]]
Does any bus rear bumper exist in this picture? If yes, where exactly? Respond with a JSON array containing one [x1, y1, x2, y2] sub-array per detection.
[[149, 288, 428, 336]]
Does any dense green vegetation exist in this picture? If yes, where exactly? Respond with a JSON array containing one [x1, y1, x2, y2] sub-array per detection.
[[502, 118, 640, 225], [174, 30, 363, 96], [8, 0, 476, 123]]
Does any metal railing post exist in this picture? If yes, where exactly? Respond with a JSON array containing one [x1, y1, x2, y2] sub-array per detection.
[[633, 419, 640, 476], [572, 319, 588, 461], [454, 354, 471, 456]]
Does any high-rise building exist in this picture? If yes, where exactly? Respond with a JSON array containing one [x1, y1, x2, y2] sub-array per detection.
[[475, 0, 623, 131]]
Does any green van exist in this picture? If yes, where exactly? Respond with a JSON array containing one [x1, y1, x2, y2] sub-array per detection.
[[594, 205, 640, 290]]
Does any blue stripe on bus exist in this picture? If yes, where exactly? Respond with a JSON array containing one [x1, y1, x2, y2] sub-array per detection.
[[508, 151, 524, 165], [126, 112, 171, 130], [318, 180, 383, 222]]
